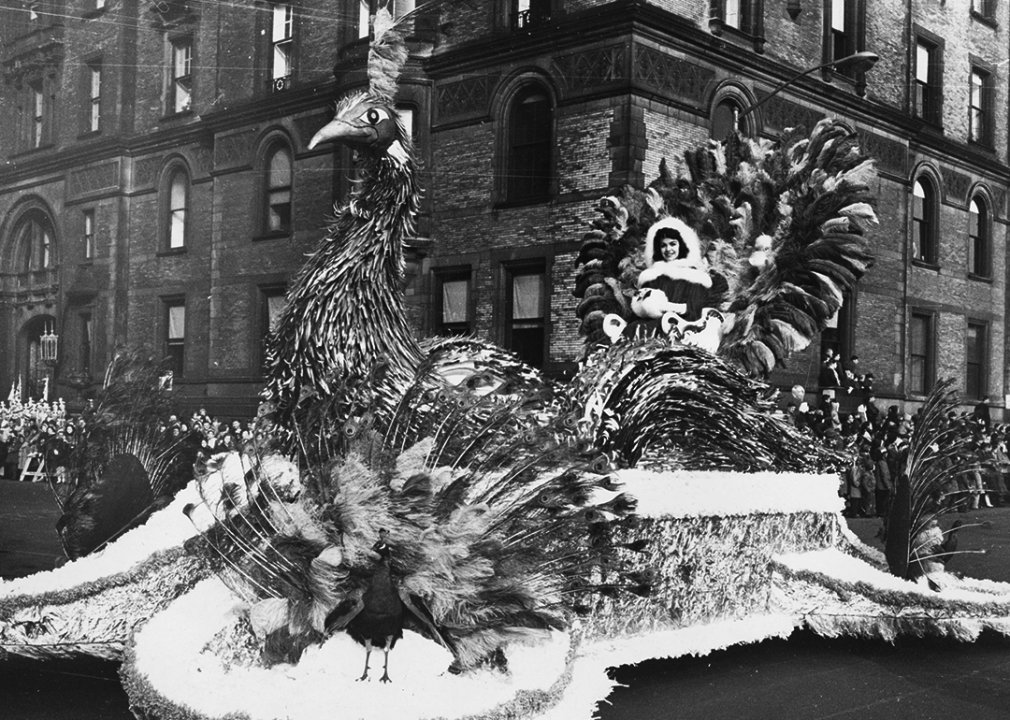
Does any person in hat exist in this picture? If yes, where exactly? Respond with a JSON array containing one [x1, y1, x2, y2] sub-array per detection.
[[635, 217, 726, 322]]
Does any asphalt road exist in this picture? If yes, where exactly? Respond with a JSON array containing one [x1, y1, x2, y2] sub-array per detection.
[[4, 480, 1010, 719]]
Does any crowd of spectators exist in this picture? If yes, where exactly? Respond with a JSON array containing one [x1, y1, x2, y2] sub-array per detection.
[[783, 349, 1010, 520]]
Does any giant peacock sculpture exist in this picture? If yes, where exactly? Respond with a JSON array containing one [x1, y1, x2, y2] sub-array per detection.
[[262, 4, 873, 476]]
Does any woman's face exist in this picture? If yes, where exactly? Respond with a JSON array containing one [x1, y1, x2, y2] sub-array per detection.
[[660, 236, 680, 262]]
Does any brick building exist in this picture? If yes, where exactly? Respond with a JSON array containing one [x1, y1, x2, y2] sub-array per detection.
[[0, 0, 1008, 420]]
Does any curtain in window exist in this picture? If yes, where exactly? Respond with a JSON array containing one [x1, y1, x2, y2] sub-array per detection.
[[512, 273, 543, 320], [442, 279, 468, 324], [168, 305, 186, 340]]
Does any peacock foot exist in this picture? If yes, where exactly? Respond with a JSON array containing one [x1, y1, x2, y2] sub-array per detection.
[[379, 672, 392, 683]]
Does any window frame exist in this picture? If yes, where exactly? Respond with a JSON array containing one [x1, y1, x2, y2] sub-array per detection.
[[909, 311, 936, 397], [968, 195, 991, 280], [966, 320, 989, 401], [971, 0, 997, 23], [29, 79, 46, 149], [80, 313, 93, 375], [82, 208, 95, 262], [86, 59, 102, 134], [511, 0, 552, 31], [163, 165, 190, 252], [269, 2, 294, 92], [969, 62, 995, 148], [433, 267, 472, 336], [501, 84, 554, 206], [913, 31, 944, 127], [259, 284, 287, 367], [162, 297, 187, 379], [258, 139, 294, 239], [502, 259, 548, 369], [911, 176, 939, 267], [167, 35, 193, 116]]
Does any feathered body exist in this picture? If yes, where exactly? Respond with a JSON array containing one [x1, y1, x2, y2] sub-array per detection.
[[264, 90, 423, 421], [193, 367, 648, 676]]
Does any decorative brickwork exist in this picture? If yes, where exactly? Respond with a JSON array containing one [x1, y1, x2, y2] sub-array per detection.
[[633, 46, 714, 104], [67, 162, 120, 199], [757, 95, 825, 134], [939, 166, 971, 207], [214, 130, 256, 170], [436, 74, 499, 122], [553, 45, 626, 93], [132, 157, 163, 192], [857, 131, 907, 178]]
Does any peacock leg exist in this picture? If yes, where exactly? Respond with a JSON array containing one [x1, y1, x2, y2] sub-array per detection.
[[358, 640, 372, 681], [379, 639, 393, 683]]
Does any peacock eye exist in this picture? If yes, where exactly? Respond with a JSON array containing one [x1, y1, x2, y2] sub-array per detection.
[[365, 108, 390, 125]]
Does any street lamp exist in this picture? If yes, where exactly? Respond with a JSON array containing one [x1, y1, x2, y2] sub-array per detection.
[[738, 51, 880, 118]]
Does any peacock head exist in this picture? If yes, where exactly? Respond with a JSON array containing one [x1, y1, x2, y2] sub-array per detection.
[[308, 92, 408, 159]]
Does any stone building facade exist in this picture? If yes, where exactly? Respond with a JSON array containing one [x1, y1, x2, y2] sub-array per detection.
[[0, 0, 1007, 419]]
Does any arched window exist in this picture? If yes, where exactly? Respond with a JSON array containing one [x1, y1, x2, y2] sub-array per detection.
[[166, 167, 189, 250], [263, 142, 292, 235], [969, 195, 990, 278], [12, 210, 57, 284], [711, 98, 742, 141], [911, 177, 937, 265], [504, 86, 552, 203]]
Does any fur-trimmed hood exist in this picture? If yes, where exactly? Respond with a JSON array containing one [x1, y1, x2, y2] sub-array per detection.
[[639, 217, 711, 288]]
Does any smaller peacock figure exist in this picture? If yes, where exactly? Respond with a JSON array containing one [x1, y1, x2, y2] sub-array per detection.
[[190, 362, 651, 679]]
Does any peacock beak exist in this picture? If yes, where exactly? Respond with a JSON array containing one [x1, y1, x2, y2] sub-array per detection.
[[308, 118, 376, 150]]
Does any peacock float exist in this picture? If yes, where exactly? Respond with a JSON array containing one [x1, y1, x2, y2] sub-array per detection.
[[5, 5, 1010, 719]]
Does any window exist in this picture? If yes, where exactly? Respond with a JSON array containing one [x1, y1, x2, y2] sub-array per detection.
[[397, 103, 417, 142], [909, 312, 934, 396], [912, 178, 937, 265], [263, 143, 293, 235], [358, 0, 369, 38], [83, 209, 95, 260], [505, 87, 552, 203], [14, 212, 56, 279], [820, 292, 853, 363], [966, 321, 987, 400], [30, 80, 45, 148], [718, 0, 761, 35], [260, 286, 287, 364], [711, 98, 742, 141], [164, 300, 186, 378], [86, 61, 101, 132], [505, 263, 546, 368], [973, 0, 995, 19], [435, 270, 471, 335], [169, 37, 193, 114], [970, 66, 993, 146], [826, 0, 863, 76], [512, 0, 551, 31], [166, 168, 188, 249], [914, 38, 942, 126], [969, 196, 990, 278], [80, 314, 93, 375], [270, 3, 293, 91]]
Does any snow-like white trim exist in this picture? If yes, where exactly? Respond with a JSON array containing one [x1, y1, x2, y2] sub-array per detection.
[[131, 577, 573, 720], [0, 480, 211, 599], [540, 615, 800, 720], [615, 469, 844, 518], [775, 548, 1010, 603]]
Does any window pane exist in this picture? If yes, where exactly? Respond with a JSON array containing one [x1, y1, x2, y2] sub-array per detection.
[[359, 0, 370, 38], [266, 294, 286, 332], [173, 43, 191, 77], [512, 273, 544, 320], [168, 305, 185, 339], [268, 189, 291, 232], [273, 43, 291, 78], [916, 44, 930, 83], [442, 279, 468, 324], [268, 148, 291, 187], [832, 0, 846, 31], [272, 4, 292, 42], [725, 0, 740, 28]]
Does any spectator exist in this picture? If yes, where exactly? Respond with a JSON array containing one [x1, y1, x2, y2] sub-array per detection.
[[974, 395, 992, 432]]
